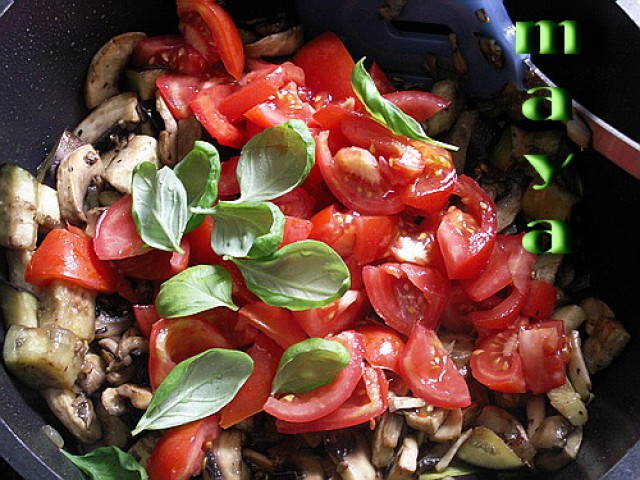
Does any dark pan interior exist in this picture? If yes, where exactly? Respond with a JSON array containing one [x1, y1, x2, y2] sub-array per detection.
[[0, 0, 639, 478]]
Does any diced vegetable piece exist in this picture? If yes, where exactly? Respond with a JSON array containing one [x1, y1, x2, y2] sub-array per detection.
[[35, 183, 63, 231], [583, 314, 630, 374], [37, 280, 97, 342], [43, 388, 102, 444], [547, 378, 588, 426], [3, 325, 86, 389], [0, 283, 38, 328], [5, 249, 35, 292], [73, 92, 141, 144], [0, 164, 39, 250], [424, 80, 463, 136], [521, 180, 579, 222], [456, 427, 525, 470], [552, 305, 587, 333], [567, 330, 591, 401], [103, 135, 160, 193], [535, 427, 582, 472], [126, 68, 168, 101]]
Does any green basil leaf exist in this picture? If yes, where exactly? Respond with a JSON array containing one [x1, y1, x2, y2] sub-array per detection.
[[174, 141, 221, 233], [271, 338, 351, 394], [131, 162, 188, 253], [207, 201, 285, 258], [132, 348, 253, 435], [61, 446, 148, 480], [231, 240, 350, 310], [237, 120, 315, 202], [155, 265, 237, 318], [351, 58, 458, 151]]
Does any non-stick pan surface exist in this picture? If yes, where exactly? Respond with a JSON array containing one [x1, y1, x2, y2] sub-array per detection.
[[0, 1, 638, 478]]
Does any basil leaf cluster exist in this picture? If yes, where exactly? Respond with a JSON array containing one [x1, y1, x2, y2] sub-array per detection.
[[61, 447, 148, 480]]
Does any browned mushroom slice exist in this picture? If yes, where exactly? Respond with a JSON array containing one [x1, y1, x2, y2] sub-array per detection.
[[535, 427, 583, 472], [209, 429, 250, 480], [372, 411, 405, 468], [444, 110, 479, 173], [85, 32, 147, 109], [245, 26, 303, 58], [74, 92, 141, 144], [424, 80, 463, 137], [530, 415, 572, 451], [37, 130, 86, 182], [129, 432, 162, 468], [431, 408, 463, 442], [43, 388, 103, 444], [103, 134, 159, 193], [56, 144, 104, 224], [326, 430, 377, 480], [385, 435, 418, 480], [566, 330, 592, 401], [156, 93, 178, 167], [177, 115, 203, 162]]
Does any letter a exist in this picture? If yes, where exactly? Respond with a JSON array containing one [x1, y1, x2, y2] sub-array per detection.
[[522, 87, 572, 122], [522, 220, 572, 254]]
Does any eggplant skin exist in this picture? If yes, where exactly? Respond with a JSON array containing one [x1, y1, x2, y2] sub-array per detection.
[[3, 325, 87, 390]]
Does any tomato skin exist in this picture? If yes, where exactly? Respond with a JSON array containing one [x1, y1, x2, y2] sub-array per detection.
[[437, 175, 497, 280], [94, 195, 148, 260], [26, 228, 119, 292], [292, 289, 369, 338], [293, 32, 355, 100], [184, 216, 217, 265], [522, 280, 557, 320], [519, 324, 567, 394], [275, 365, 388, 433], [459, 239, 511, 302], [176, 0, 244, 79], [279, 216, 313, 248], [272, 187, 317, 219], [157, 74, 202, 120], [309, 205, 356, 256], [383, 91, 450, 122], [363, 263, 450, 335], [354, 324, 405, 372], [352, 215, 398, 265], [470, 328, 527, 393], [219, 334, 282, 429], [131, 35, 214, 74], [218, 156, 240, 199], [245, 81, 316, 128], [399, 325, 471, 408], [133, 304, 160, 338], [114, 239, 190, 281], [149, 316, 234, 389], [263, 330, 365, 423], [190, 84, 246, 148], [238, 302, 308, 349], [400, 150, 456, 213], [369, 62, 395, 94], [146, 415, 219, 480]]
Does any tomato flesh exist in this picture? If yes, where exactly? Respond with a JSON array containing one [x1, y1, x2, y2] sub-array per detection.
[[470, 327, 527, 393], [238, 302, 308, 349], [94, 195, 148, 260], [354, 324, 405, 372], [519, 323, 567, 394], [292, 289, 369, 338]]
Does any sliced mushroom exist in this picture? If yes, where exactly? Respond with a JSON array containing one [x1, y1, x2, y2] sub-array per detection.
[[532, 254, 563, 285], [177, 115, 204, 161], [85, 32, 147, 109], [43, 388, 102, 444], [456, 427, 525, 470], [372, 411, 404, 468], [77, 352, 107, 395], [156, 93, 178, 166], [388, 396, 426, 412], [101, 387, 128, 416], [444, 110, 479, 173], [326, 430, 376, 480], [129, 432, 162, 468], [530, 416, 571, 451], [245, 25, 303, 58], [37, 130, 86, 183], [242, 449, 277, 473], [476, 405, 535, 465], [36, 183, 63, 231], [424, 80, 463, 137], [526, 395, 546, 440], [103, 134, 159, 193], [92, 400, 131, 449], [567, 330, 591, 401], [535, 427, 583, 472], [580, 297, 615, 333], [553, 305, 587, 334], [74, 92, 141, 144], [385, 435, 418, 480], [431, 408, 463, 442], [211, 429, 250, 480], [126, 68, 167, 101], [404, 406, 447, 434], [56, 144, 104, 224], [434, 428, 474, 472], [495, 182, 523, 233], [583, 314, 630, 374]]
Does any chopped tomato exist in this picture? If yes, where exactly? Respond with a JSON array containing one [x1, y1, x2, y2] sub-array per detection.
[[293, 32, 355, 100], [191, 307, 257, 348], [275, 365, 388, 433], [292, 289, 369, 338], [470, 327, 527, 393], [389, 214, 444, 268], [25, 227, 119, 292], [184, 216, 217, 265], [437, 175, 497, 279], [522, 280, 557, 320], [383, 91, 450, 122], [399, 325, 471, 408], [519, 322, 567, 394], [279, 216, 313, 248], [459, 239, 512, 302], [245, 81, 316, 128], [468, 287, 525, 330], [363, 263, 450, 335], [146, 416, 219, 480], [354, 324, 405, 372], [352, 215, 399, 265], [149, 316, 233, 389], [263, 330, 365, 423], [238, 302, 308, 349], [131, 35, 214, 74], [309, 205, 357, 257], [218, 156, 240, 198], [133, 304, 160, 338], [272, 187, 317, 219], [316, 131, 404, 215], [157, 73, 202, 120], [178, 12, 220, 63], [94, 195, 148, 260], [219, 334, 282, 429], [114, 239, 190, 281], [190, 83, 246, 148], [176, 0, 244, 79], [369, 62, 395, 94]]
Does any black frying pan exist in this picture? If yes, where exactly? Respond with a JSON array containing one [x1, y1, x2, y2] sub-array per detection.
[[0, 0, 639, 478]]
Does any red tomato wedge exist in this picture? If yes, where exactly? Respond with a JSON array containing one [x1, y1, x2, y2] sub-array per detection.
[[468, 287, 525, 330], [131, 35, 214, 74], [293, 32, 355, 100], [470, 327, 527, 393], [245, 82, 316, 128], [272, 187, 317, 219], [352, 215, 399, 266], [383, 91, 450, 122], [26, 227, 118, 292], [279, 216, 313, 248], [146, 415, 219, 480], [157, 73, 202, 120], [399, 325, 471, 408], [149, 316, 233, 389], [184, 216, 217, 265], [263, 330, 365, 423], [459, 239, 512, 302], [238, 302, 308, 349], [219, 334, 282, 429], [354, 324, 405, 372], [190, 83, 246, 148], [114, 239, 190, 281], [176, 0, 244, 79], [522, 280, 557, 320], [275, 365, 388, 433], [94, 195, 148, 260], [218, 156, 240, 198], [190, 307, 257, 349], [133, 304, 160, 338], [437, 175, 497, 279], [369, 62, 395, 94], [292, 289, 369, 338], [363, 263, 450, 335], [519, 322, 567, 394]]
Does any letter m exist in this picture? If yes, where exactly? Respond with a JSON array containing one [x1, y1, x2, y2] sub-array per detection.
[[515, 20, 581, 54]]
